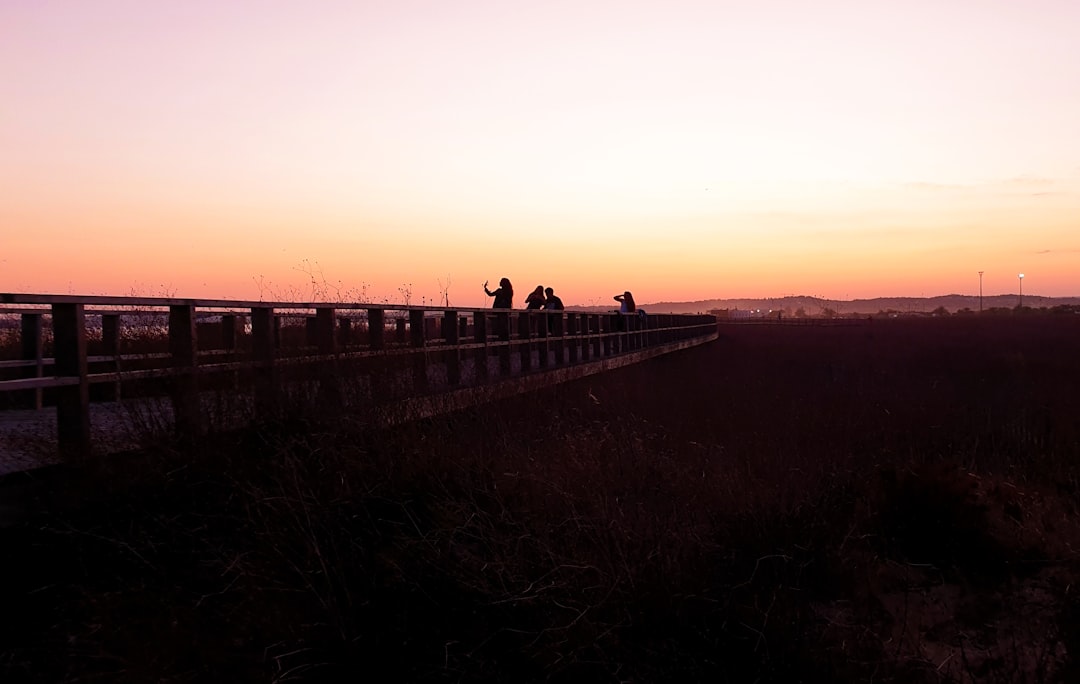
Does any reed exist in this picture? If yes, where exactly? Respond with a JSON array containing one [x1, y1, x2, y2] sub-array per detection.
[[2, 315, 1079, 682]]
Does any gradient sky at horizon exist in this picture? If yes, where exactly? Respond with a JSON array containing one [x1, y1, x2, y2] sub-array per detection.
[[3, 0, 1079, 307]]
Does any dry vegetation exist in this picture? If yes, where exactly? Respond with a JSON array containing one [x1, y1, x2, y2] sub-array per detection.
[[3, 316, 1080, 682]]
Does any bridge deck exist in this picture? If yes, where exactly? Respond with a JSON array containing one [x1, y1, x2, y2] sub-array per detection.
[[2, 293, 717, 475], [0, 334, 716, 475]]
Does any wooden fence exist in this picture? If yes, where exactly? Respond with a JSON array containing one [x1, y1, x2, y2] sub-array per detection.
[[0, 293, 717, 458]]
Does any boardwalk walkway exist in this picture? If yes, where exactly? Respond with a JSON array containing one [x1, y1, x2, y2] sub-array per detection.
[[2, 307, 716, 474], [2, 401, 136, 475]]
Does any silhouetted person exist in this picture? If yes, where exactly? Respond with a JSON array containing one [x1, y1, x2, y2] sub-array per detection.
[[525, 285, 546, 310], [543, 287, 564, 333], [484, 278, 513, 309], [613, 291, 636, 333], [543, 287, 564, 311]]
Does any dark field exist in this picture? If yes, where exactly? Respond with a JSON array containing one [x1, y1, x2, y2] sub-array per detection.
[[3, 317, 1080, 682]]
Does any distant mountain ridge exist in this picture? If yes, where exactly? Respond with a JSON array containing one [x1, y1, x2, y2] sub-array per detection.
[[575, 294, 1080, 315]]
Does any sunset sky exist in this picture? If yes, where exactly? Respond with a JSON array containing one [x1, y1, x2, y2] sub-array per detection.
[[3, 0, 1079, 307]]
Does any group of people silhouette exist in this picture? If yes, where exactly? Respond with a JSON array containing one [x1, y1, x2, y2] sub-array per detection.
[[484, 279, 569, 311], [524, 285, 563, 311], [483, 278, 635, 314]]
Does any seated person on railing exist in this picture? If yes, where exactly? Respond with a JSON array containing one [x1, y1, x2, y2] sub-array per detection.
[[483, 278, 514, 309]]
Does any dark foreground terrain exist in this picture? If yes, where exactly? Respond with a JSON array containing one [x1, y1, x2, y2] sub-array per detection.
[[3, 316, 1080, 682]]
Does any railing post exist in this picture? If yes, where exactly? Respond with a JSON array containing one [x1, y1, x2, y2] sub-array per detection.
[[52, 303, 90, 459], [496, 311, 511, 376], [367, 309, 385, 350], [443, 310, 460, 386], [101, 314, 121, 402], [252, 307, 277, 417], [536, 312, 550, 368], [596, 313, 604, 356], [366, 308, 388, 400], [169, 305, 200, 440], [582, 315, 591, 358], [314, 307, 341, 409], [315, 307, 336, 355], [549, 312, 562, 366], [19, 313, 43, 410], [518, 312, 532, 372], [409, 309, 425, 348], [473, 311, 488, 381], [564, 313, 578, 363], [602, 315, 614, 356], [410, 309, 428, 391]]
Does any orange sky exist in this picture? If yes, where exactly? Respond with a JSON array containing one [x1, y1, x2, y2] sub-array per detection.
[[3, 0, 1079, 308]]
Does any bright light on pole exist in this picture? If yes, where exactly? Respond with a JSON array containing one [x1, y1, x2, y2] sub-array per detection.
[[1018, 273, 1024, 309], [978, 271, 984, 312]]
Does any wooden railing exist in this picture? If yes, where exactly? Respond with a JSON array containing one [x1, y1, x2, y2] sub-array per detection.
[[1, 293, 717, 457]]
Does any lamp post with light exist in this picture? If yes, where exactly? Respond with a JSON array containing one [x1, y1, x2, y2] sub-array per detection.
[[1018, 273, 1024, 309], [978, 271, 984, 312]]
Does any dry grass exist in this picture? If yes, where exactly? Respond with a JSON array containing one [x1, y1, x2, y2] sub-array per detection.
[[2, 316, 1080, 682]]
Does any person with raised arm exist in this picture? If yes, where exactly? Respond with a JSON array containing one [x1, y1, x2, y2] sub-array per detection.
[[483, 278, 514, 309]]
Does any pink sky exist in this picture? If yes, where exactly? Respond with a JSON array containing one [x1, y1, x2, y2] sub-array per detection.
[[3, 0, 1079, 307]]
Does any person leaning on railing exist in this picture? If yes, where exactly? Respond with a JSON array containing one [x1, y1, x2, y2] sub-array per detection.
[[613, 290, 636, 331], [543, 287, 564, 311], [525, 286, 546, 310], [543, 287, 564, 333]]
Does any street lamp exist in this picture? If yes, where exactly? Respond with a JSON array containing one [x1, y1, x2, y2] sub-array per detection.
[[978, 271, 984, 312], [1018, 273, 1024, 309]]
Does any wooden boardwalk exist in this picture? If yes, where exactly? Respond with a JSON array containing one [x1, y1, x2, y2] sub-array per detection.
[[1, 293, 717, 474], [1, 401, 136, 475]]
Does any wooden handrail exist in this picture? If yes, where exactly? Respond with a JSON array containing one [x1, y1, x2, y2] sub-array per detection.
[[1, 293, 717, 460]]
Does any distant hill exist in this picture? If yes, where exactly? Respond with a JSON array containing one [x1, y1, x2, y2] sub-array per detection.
[[573, 294, 1080, 315]]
